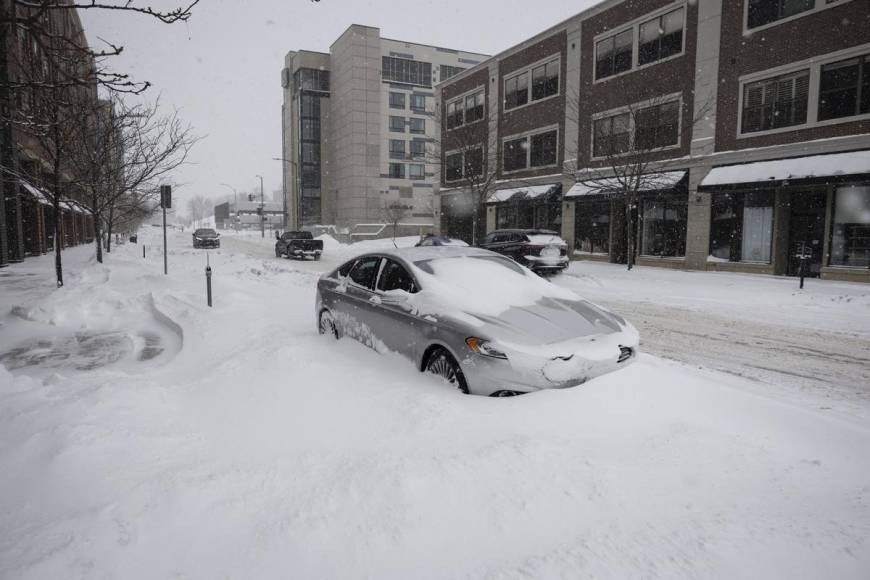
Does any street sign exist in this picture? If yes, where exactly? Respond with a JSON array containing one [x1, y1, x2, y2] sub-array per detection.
[[160, 185, 172, 209]]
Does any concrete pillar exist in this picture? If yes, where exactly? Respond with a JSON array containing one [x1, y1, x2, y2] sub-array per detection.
[[691, 0, 722, 158], [562, 200, 576, 253], [685, 165, 713, 270]]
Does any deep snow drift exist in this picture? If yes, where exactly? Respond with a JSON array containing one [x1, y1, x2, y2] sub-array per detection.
[[1, 228, 869, 579]]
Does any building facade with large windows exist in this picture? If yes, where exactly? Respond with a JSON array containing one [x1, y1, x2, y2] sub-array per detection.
[[281, 26, 487, 231], [435, 0, 870, 282]]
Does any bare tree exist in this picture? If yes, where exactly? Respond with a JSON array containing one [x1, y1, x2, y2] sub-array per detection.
[[66, 96, 197, 262], [186, 194, 211, 228], [380, 199, 413, 242], [566, 91, 712, 270]]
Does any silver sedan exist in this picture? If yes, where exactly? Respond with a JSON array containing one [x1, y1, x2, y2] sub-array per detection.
[[315, 246, 639, 396]]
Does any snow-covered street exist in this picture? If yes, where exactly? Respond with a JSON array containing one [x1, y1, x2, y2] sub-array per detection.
[[1, 228, 869, 579]]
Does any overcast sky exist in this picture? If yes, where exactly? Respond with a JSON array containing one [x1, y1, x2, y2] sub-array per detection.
[[79, 0, 598, 212]]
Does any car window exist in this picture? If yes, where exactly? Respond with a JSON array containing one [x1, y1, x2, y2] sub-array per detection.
[[482, 234, 496, 245], [377, 259, 417, 293], [336, 259, 355, 278], [348, 256, 381, 290]]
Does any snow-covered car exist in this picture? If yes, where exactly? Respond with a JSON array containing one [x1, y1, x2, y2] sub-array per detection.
[[415, 235, 469, 247], [315, 246, 638, 396], [192, 228, 220, 249], [480, 229, 569, 274]]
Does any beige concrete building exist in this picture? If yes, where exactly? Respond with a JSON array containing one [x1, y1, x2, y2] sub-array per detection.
[[281, 25, 488, 232]]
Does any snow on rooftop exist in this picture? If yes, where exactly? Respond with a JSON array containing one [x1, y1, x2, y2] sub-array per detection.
[[700, 150, 870, 187], [565, 171, 686, 197]]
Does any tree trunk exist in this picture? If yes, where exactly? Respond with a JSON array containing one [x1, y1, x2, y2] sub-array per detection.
[[625, 197, 634, 271], [94, 218, 103, 263], [106, 203, 114, 253], [52, 144, 64, 287]]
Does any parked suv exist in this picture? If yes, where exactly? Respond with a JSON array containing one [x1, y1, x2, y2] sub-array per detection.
[[479, 229, 568, 274]]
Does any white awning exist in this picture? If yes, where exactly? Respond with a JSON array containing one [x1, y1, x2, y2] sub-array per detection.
[[700, 151, 870, 187], [19, 180, 53, 206], [487, 183, 559, 203], [565, 170, 686, 197]]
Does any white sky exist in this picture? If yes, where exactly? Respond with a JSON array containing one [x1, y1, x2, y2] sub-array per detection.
[[79, 0, 598, 211]]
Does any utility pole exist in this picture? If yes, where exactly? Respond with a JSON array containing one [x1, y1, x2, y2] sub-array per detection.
[[256, 174, 265, 238], [160, 185, 171, 275]]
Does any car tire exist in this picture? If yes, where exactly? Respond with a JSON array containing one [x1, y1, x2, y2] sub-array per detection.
[[314, 254, 321, 261], [425, 347, 469, 394], [275, 247, 281, 258], [318, 309, 339, 339]]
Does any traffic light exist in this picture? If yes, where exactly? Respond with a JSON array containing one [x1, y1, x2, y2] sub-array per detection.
[[248, 194, 255, 202]]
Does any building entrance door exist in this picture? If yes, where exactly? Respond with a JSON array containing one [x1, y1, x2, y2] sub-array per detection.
[[787, 190, 826, 277]]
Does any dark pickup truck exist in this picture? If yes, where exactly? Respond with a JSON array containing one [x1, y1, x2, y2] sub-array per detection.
[[275, 230, 323, 260]]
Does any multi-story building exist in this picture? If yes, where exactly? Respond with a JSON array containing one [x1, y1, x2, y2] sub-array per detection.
[[281, 25, 488, 232], [436, 0, 870, 283], [1, 1, 97, 267]]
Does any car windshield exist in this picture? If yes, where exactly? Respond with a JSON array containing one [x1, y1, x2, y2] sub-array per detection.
[[194, 229, 216, 236], [414, 255, 525, 277]]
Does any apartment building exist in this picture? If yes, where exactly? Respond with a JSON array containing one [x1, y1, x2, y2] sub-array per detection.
[[436, 0, 870, 283], [281, 25, 488, 233]]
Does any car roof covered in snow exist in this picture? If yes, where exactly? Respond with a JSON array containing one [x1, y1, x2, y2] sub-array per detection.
[[353, 245, 496, 263]]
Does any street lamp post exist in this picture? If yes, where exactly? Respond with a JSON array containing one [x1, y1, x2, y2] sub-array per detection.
[[219, 183, 238, 230], [255, 174, 265, 238], [272, 157, 298, 231]]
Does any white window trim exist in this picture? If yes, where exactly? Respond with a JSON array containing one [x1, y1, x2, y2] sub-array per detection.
[[592, 2, 688, 85], [736, 42, 870, 139], [445, 85, 486, 131], [443, 145, 485, 184], [501, 124, 561, 175], [502, 53, 562, 114], [743, 0, 852, 35], [589, 93, 684, 161]]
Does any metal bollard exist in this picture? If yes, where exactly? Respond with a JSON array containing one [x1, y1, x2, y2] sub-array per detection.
[[143, 245, 146, 258], [206, 263, 213, 307]]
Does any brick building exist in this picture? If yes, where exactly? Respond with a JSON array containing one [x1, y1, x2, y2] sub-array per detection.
[[436, 0, 870, 282]]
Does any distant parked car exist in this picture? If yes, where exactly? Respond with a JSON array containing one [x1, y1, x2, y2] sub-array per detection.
[[192, 228, 220, 249], [316, 246, 638, 396], [415, 234, 469, 247], [276, 230, 323, 260], [479, 229, 568, 274]]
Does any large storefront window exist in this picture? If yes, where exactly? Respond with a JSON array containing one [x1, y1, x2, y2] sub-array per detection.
[[495, 201, 561, 231], [575, 200, 610, 254], [830, 185, 870, 267], [709, 191, 774, 263], [640, 196, 687, 257]]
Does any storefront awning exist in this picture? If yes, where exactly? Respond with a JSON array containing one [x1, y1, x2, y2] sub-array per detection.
[[487, 183, 560, 204], [699, 151, 870, 188], [19, 180, 53, 207], [565, 170, 686, 198]]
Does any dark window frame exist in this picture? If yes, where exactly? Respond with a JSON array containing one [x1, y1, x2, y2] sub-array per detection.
[[389, 92, 406, 109], [741, 69, 810, 134]]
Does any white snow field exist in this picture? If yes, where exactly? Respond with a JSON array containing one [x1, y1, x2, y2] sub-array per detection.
[[1, 227, 869, 579]]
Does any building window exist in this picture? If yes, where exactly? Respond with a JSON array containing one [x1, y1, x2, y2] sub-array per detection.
[[742, 70, 809, 133], [389, 92, 405, 109], [818, 54, 870, 121], [389, 139, 405, 159], [640, 196, 687, 257], [503, 137, 528, 172], [382, 56, 433, 87], [389, 116, 405, 132], [302, 142, 320, 164], [496, 206, 519, 229], [639, 8, 684, 66], [464, 147, 483, 177], [830, 185, 870, 267], [446, 100, 464, 129], [410, 117, 425, 134], [440, 64, 465, 81], [409, 140, 426, 158], [409, 163, 425, 179], [294, 68, 330, 93], [301, 118, 320, 140], [464, 92, 484, 123], [445, 153, 463, 181], [595, 29, 633, 80], [635, 100, 680, 149], [593, 113, 630, 157], [747, 0, 814, 30], [531, 60, 559, 101], [575, 200, 611, 254], [529, 130, 558, 167], [388, 163, 405, 179], [410, 94, 426, 111], [709, 191, 774, 263], [504, 72, 529, 110]]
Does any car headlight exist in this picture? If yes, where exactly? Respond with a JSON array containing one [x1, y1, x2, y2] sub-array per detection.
[[466, 337, 507, 359]]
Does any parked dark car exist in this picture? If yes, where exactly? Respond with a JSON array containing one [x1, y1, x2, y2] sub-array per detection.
[[192, 228, 220, 249], [415, 234, 469, 247], [276, 230, 324, 260], [479, 229, 568, 274]]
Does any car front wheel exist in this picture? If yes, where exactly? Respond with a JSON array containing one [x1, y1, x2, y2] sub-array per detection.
[[425, 348, 469, 394]]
